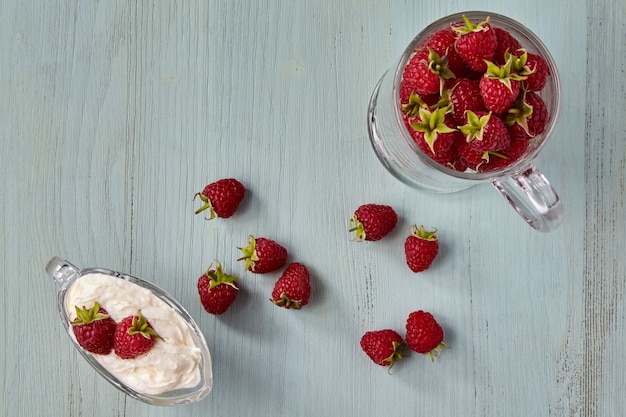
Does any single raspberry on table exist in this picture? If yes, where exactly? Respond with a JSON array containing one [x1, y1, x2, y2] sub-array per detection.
[[197, 261, 240, 315], [271, 262, 311, 310], [405, 310, 447, 361], [360, 329, 405, 369], [238, 235, 288, 274], [194, 178, 245, 219], [404, 225, 440, 273], [349, 204, 398, 242]]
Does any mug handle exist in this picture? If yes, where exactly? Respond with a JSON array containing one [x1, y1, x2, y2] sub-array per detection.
[[492, 164, 563, 232]]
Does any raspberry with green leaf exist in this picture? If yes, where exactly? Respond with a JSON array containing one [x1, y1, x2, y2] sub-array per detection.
[[459, 110, 511, 153], [71, 302, 117, 355], [349, 204, 398, 242], [409, 107, 460, 155], [404, 225, 440, 273], [506, 91, 549, 140], [113, 310, 161, 359], [238, 235, 288, 274], [402, 48, 455, 96], [405, 310, 448, 361], [360, 329, 405, 369], [479, 58, 525, 115], [198, 262, 240, 315], [452, 15, 497, 72]]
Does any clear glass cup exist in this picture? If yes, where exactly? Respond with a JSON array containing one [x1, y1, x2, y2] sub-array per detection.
[[46, 256, 213, 406], [367, 11, 562, 232]]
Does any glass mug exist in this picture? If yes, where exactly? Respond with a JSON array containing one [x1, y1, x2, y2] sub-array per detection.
[[367, 11, 562, 232]]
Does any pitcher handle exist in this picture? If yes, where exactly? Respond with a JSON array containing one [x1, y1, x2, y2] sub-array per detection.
[[46, 256, 79, 285], [492, 164, 563, 232]]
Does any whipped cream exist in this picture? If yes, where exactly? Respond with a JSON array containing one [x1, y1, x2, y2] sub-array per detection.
[[65, 273, 204, 395]]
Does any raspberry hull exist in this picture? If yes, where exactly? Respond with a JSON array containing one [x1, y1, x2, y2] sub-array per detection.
[[399, 15, 552, 173]]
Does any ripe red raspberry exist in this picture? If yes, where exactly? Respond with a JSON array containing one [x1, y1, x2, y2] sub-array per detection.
[[194, 178, 245, 219], [506, 91, 549, 140], [404, 225, 439, 272], [448, 153, 469, 172], [197, 262, 240, 315], [405, 310, 447, 361], [349, 204, 398, 242], [455, 134, 488, 169], [510, 50, 550, 92], [478, 139, 530, 172], [271, 263, 311, 309], [449, 78, 485, 124], [408, 107, 460, 155], [522, 52, 550, 91], [460, 110, 511, 153], [425, 28, 470, 78], [493, 27, 522, 64], [113, 311, 160, 359], [400, 91, 441, 119], [401, 48, 454, 96], [452, 16, 497, 72], [479, 60, 522, 115], [360, 329, 405, 368], [238, 235, 288, 274], [422, 141, 460, 167], [399, 83, 415, 106], [71, 302, 117, 355]]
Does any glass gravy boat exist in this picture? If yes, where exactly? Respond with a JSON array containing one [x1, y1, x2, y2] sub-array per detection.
[[47, 256, 213, 406]]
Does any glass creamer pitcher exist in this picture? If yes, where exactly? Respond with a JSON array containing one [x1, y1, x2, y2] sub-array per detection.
[[47, 256, 213, 406]]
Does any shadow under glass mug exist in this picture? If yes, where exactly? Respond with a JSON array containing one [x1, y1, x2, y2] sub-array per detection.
[[367, 11, 562, 232]]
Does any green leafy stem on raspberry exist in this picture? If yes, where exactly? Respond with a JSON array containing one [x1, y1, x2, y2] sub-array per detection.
[[427, 341, 449, 362], [71, 301, 110, 325], [426, 49, 455, 94], [206, 261, 239, 290], [127, 310, 162, 341], [408, 224, 438, 241], [452, 15, 491, 35], [410, 108, 457, 154], [193, 192, 218, 220], [236, 235, 261, 272], [484, 58, 526, 92], [459, 110, 492, 142]]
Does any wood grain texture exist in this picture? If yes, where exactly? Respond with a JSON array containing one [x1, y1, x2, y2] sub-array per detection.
[[583, 1, 626, 416], [1, 1, 624, 416]]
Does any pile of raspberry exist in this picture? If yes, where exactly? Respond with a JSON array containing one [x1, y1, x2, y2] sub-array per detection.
[[399, 16, 551, 172]]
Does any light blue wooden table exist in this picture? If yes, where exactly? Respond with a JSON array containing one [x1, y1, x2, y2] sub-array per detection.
[[2, 1, 624, 416]]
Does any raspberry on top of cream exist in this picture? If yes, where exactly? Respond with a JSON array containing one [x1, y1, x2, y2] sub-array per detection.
[[65, 273, 205, 395]]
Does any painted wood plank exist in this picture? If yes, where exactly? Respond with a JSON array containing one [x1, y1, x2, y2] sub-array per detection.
[[1, 0, 624, 416]]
